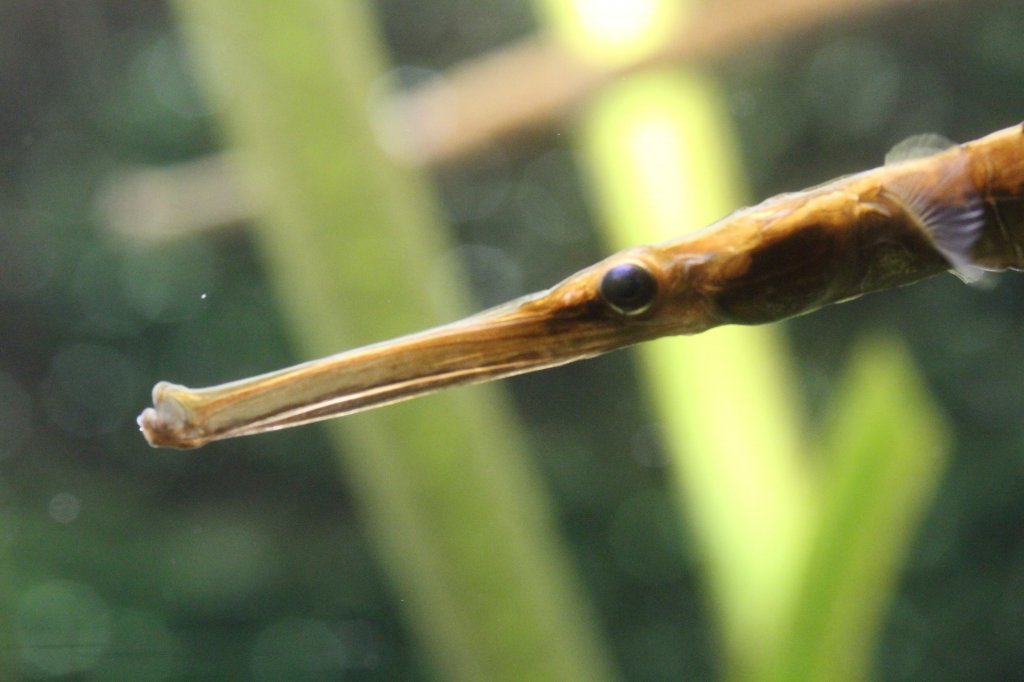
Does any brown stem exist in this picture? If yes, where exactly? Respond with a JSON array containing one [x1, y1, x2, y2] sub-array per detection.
[[393, 0, 921, 164], [102, 0, 929, 240]]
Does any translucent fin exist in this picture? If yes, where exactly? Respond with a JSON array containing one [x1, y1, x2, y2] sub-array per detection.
[[884, 133, 957, 165], [885, 136, 986, 283]]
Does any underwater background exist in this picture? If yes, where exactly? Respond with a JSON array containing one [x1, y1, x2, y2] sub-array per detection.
[[3, 0, 1024, 679]]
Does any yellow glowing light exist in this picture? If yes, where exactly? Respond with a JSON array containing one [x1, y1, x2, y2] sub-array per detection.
[[574, 0, 659, 43], [624, 113, 692, 236], [541, 0, 686, 64]]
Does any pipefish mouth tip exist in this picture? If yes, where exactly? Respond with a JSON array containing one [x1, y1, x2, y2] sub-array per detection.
[[137, 407, 164, 447], [137, 382, 202, 449]]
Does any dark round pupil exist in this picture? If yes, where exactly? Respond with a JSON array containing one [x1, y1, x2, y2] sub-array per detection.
[[600, 263, 657, 314]]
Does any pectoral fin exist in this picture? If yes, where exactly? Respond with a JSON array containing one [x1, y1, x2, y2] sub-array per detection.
[[885, 134, 986, 283]]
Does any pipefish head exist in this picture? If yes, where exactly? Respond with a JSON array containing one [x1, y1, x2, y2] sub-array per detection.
[[138, 244, 716, 448]]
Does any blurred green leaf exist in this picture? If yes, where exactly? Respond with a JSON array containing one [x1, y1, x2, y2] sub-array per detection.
[[777, 338, 949, 681], [532, 2, 951, 680], [171, 2, 614, 681], [533, 1, 810, 674]]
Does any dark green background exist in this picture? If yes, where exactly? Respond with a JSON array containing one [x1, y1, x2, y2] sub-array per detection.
[[2, 0, 1023, 679]]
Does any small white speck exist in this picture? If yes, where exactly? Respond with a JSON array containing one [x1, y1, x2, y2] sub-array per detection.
[[200, 293, 207, 300]]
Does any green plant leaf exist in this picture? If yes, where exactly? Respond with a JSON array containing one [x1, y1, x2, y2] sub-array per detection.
[[776, 337, 949, 681], [170, 2, 614, 680]]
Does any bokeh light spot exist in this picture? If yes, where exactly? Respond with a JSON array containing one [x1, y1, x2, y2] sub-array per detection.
[[250, 618, 347, 681], [48, 492, 81, 524], [16, 580, 112, 677], [44, 343, 139, 437]]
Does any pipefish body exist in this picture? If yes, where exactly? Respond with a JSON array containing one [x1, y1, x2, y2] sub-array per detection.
[[139, 122, 1024, 449]]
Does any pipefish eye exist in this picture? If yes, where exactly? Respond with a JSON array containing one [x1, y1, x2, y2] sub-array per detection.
[[599, 262, 658, 315]]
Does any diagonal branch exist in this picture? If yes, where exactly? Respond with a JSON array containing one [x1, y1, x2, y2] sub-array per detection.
[[100, 0, 929, 241], [390, 0, 923, 164]]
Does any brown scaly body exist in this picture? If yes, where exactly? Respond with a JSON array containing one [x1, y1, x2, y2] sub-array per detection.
[[965, 123, 1024, 269], [139, 123, 1024, 449]]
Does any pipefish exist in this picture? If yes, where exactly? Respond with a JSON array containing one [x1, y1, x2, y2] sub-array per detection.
[[139, 122, 1024, 449]]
